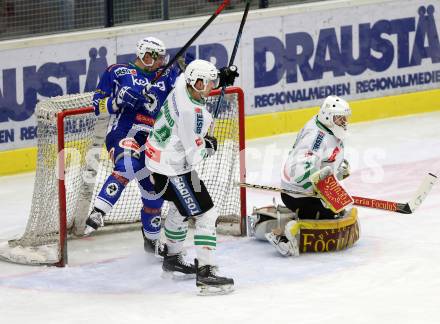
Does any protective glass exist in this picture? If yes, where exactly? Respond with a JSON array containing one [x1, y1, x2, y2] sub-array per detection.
[[150, 51, 169, 66], [210, 76, 220, 89]]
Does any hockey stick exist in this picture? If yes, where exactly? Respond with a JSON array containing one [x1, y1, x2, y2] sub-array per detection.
[[211, 0, 250, 122], [150, 0, 230, 85], [237, 172, 437, 214]]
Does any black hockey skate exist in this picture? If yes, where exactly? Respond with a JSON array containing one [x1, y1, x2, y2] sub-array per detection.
[[162, 253, 196, 280], [195, 259, 234, 296], [141, 230, 167, 258]]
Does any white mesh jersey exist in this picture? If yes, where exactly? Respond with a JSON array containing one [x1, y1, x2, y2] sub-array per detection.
[[281, 116, 345, 197], [145, 74, 213, 176]]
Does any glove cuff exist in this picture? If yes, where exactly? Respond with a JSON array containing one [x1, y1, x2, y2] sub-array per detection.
[[106, 97, 120, 114]]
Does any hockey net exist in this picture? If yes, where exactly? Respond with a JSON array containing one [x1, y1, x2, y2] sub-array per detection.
[[0, 87, 246, 266]]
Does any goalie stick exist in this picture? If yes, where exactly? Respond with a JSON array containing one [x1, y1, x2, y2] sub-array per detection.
[[237, 172, 437, 214]]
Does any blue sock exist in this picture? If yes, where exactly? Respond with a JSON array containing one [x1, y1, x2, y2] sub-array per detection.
[[94, 173, 127, 214], [141, 206, 162, 240]]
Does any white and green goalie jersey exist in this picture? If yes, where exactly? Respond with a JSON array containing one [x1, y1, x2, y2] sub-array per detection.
[[145, 74, 213, 176], [281, 116, 345, 197]]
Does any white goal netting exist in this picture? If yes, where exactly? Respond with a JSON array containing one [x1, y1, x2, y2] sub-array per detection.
[[0, 87, 245, 266]]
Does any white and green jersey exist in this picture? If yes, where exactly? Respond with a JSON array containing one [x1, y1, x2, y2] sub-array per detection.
[[281, 116, 345, 197], [145, 74, 213, 176]]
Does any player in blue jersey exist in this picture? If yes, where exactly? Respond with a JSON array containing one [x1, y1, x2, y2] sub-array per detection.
[[84, 37, 182, 255]]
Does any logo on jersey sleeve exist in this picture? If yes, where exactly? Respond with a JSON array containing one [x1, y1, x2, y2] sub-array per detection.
[[195, 137, 203, 146], [143, 92, 159, 113], [327, 147, 341, 162], [312, 131, 325, 152], [195, 108, 204, 134], [146, 140, 161, 162]]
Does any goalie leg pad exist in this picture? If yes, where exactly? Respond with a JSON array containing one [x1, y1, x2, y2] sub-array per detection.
[[255, 219, 278, 241], [289, 207, 360, 253], [164, 203, 189, 255], [249, 204, 295, 239], [194, 207, 218, 266]]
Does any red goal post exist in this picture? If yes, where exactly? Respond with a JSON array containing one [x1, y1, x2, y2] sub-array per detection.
[[0, 87, 246, 267]]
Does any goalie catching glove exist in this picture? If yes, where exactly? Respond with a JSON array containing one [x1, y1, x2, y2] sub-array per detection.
[[218, 65, 239, 87]]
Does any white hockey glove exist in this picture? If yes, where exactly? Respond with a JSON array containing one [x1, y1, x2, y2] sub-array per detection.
[[336, 159, 350, 180]]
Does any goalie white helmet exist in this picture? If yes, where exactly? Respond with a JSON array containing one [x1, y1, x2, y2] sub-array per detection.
[[136, 37, 167, 67], [184, 59, 219, 95], [317, 95, 351, 140]]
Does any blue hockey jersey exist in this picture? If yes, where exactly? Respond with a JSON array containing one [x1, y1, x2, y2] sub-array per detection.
[[93, 62, 181, 134]]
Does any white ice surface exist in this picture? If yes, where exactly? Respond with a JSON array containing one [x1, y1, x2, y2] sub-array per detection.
[[1, 112, 440, 324]]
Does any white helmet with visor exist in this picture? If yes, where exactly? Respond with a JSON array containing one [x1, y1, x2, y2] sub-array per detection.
[[184, 59, 219, 96], [136, 37, 168, 67]]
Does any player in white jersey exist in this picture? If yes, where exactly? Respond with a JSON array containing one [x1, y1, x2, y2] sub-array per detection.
[[145, 59, 238, 294], [264, 96, 353, 256]]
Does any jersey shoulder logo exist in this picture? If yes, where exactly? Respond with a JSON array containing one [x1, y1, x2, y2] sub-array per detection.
[[114, 66, 134, 77], [312, 131, 325, 152]]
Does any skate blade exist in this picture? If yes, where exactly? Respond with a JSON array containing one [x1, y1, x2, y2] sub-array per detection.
[[161, 271, 196, 280], [154, 252, 165, 259], [197, 284, 234, 296]]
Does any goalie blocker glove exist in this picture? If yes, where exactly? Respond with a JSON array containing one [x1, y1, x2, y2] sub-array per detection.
[[218, 65, 239, 87], [204, 135, 217, 157]]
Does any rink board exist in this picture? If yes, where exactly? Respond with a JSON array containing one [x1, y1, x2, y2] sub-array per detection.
[[1, 88, 440, 175]]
